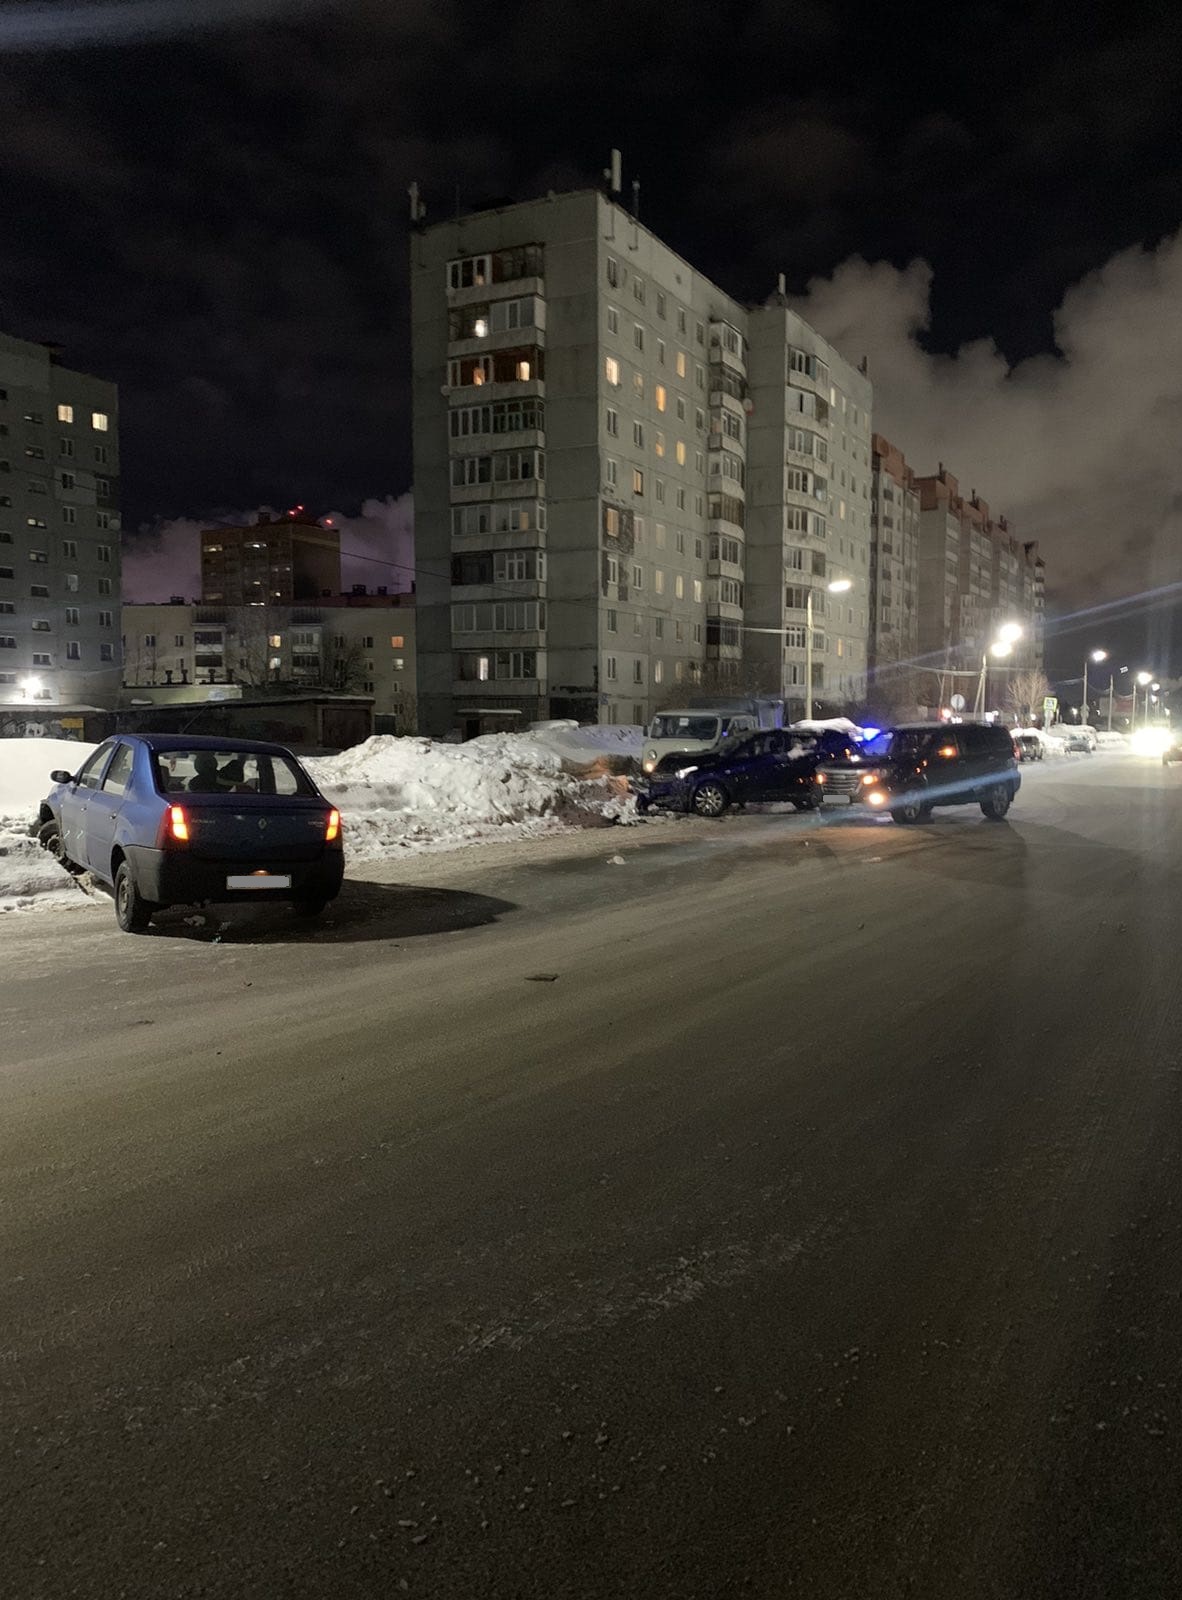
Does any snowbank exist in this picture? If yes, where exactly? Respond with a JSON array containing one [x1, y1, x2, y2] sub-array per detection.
[[0, 737, 97, 912], [306, 733, 636, 861], [789, 717, 865, 738], [522, 721, 642, 772]]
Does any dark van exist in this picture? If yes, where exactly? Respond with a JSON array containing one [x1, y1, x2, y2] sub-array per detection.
[[816, 722, 1020, 824]]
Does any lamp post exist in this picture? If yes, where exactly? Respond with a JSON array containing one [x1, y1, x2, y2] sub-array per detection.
[[1083, 648, 1107, 729], [1135, 670, 1152, 730], [974, 623, 1022, 716], [805, 578, 852, 721]]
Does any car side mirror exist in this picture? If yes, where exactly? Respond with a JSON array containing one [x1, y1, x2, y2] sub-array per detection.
[[50, 769, 75, 784]]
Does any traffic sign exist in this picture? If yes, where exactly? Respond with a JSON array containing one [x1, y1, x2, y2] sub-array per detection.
[[950, 693, 965, 712]]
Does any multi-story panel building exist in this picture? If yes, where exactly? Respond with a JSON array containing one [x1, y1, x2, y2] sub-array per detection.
[[913, 463, 1044, 700], [122, 592, 416, 726], [0, 331, 120, 708], [200, 513, 341, 605], [868, 434, 920, 704], [745, 304, 872, 710], [412, 186, 748, 738]]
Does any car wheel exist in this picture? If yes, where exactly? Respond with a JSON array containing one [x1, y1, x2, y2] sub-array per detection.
[[980, 783, 1012, 821], [890, 799, 925, 825], [114, 859, 154, 933], [37, 817, 81, 875], [691, 781, 729, 818]]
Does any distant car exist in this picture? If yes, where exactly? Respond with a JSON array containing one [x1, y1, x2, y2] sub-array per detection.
[[1162, 735, 1182, 766], [816, 722, 1020, 824], [1013, 732, 1043, 762], [37, 734, 344, 932], [631, 728, 825, 817], [1063, 730, 1094, 753]]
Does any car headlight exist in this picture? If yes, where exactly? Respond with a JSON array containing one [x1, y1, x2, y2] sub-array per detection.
[[642, 754, 657, 773], [1132, 728, 1172, 757], [674, 764, 699, 779], [859, 770, 881, 786]]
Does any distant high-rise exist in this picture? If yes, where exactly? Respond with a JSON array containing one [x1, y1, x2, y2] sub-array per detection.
[[200, 513, 341, 605], [0, 330, 120, 708], [409, 178, 873, 738]]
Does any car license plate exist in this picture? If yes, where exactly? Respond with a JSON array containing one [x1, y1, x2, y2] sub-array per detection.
[[227, 874, 292, 890]]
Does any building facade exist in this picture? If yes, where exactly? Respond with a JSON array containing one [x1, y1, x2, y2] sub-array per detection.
[[122, 591, 416, 726], [200, 513, 341, 605], [868, 434, 921, 706], [913, 464, 1044, 702], [1, 331, 120, 708], [410, 185, 873, 738], [745, 306, 872, 709]]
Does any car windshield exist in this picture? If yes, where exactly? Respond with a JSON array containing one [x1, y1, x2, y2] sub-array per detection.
[[649, 715, 720, 741], [151, 748, 315, 797]]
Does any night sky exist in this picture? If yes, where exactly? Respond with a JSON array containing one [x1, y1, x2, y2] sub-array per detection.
[[2, 0, 1180, 675]]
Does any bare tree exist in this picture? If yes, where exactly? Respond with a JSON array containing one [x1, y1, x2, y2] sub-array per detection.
[[1006, 668, 1052, 724]]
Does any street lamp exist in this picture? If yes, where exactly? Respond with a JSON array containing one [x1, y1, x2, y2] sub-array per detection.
[[1083, 648, 1107, 729], [1133, 670, 1153, 729], [974, 625, 1022, 716], [19, 675, 42, 702], [805, 578, 852, 721]]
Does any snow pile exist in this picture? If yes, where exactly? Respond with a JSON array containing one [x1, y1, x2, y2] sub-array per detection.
[[523, 721, 643, 772], [0, 737, 96, 912], [306, 734, 636, 860], [789, 717, 866, 738]]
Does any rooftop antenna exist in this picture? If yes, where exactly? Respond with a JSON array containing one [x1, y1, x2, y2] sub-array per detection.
[[407, 181, 426, 224], [631, 177, 641, 218], [605, 148, 622, 194], [777, 272, 786, 298]]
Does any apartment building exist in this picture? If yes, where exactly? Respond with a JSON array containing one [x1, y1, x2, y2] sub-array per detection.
[[122, 591, 416, 726], [868, 435, 920, 698], [200, 512, 341, 605], [410, 176, 873, 737], [1, 331, 120, 708], [745, 304, 872, 708], [914, 464, 1044, 692]]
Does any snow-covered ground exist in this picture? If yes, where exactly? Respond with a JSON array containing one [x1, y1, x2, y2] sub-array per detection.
[[0, 730, 637, 909], [0, 738, 98, 913]]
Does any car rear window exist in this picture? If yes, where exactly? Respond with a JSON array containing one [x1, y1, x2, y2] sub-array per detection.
[[151, 749, 315, 797]]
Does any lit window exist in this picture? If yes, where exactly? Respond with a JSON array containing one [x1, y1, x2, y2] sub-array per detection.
[[473, 316, 488, 338], [92, 411, 109, 432], [655, 432, 665, 458], [654, 660, 663, 683], [655, 385, 667, 413], [632, 467, 644, 496], [676, 351, 687, 378], [515, 359, 531, 381], [675, 440, 686, 465], [268, 634, 282, 648], [391, 635, 404, 648], [675, 575, 684, 599], [605, 355, 620, 386], [57, 404, 73, 424]]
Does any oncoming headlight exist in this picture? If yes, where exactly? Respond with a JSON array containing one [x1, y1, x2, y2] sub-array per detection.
[[1132, 727, 1171, 757], [860, 770, 881, 786], [867, 790, 887, 807]]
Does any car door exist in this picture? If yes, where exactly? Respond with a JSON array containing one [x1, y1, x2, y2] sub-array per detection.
[[763, 731, 805, 801], [929, 729, 969, 800], [60, 742, 116, 869], [722, 736, 766, 801], [84, 741, 136, 883]]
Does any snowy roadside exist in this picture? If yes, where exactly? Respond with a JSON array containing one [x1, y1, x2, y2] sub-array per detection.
[[0, 730, 641, 913]]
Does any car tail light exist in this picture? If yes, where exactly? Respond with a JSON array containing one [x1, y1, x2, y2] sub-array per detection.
[[325, 808, 340, 842], [168, 805, 190, 843]]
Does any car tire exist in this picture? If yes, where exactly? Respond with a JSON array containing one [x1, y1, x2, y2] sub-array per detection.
[[38, 817, 81, 875], [980, 784, 1012, 821], [691, 781, 729, 818], [114, 859, 154, 933], [890, 799, 925, 825]]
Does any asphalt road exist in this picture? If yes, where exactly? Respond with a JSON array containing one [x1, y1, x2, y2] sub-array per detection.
[[3, 755, 1182, 1599]]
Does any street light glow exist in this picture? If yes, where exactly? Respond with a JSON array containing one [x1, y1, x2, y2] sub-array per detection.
[[998, 622, 1023, 643], [1137, 670, 1153, 686], [827, 578, 853, 594], [19, 675, 42, 697], [1090, 648, 1108, 662], [990, 640, 1012, 658]]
